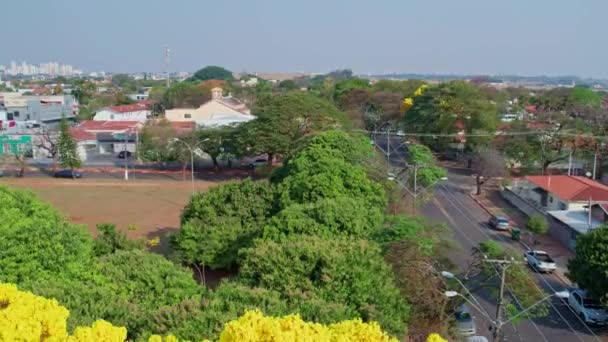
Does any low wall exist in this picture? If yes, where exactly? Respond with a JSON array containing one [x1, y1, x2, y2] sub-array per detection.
[[501, 188, 576, 251], [501, 188, 544, 218]]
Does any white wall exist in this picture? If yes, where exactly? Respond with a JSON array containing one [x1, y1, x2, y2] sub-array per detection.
[[93, 109, 149, 122], [165, 100, 246, 122]]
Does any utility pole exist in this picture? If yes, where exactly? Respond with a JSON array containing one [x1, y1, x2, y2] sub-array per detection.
[[483, 258, 523, 342], [593, 152, 597, 180], [386, 128, 390, 170], [164, 46, 171, 88], [413, 164, 418, 214], [124, 129, 129, 181]]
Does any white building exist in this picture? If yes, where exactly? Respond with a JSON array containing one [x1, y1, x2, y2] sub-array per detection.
[[165, 87, 253, 127], [93, 103, 150, 122]]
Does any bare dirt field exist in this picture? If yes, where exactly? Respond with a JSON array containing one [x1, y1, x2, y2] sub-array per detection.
[[0, 178, 220, 253]]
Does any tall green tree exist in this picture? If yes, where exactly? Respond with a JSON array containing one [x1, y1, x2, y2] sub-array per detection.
[[567, 226, 608, 304], [57, 115, 81, 177], [174, 179, 275, 270], [402, 81, 498, 152], [238, 235, 410, 337], [240, 92, 349, 167], [197, 126, 233, 171], [189, 66, 234, 82]]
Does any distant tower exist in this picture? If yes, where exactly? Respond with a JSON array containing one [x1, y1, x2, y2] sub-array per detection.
[[164, 45, 171, 88]]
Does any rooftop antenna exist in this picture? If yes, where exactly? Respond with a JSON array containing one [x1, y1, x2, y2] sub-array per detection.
[[164, 45, 171, 88]]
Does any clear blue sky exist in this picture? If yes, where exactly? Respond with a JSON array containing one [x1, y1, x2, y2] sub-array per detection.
[[3, 0, 607, 78]]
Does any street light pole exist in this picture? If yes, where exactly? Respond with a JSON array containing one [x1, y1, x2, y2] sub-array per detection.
[[173, 137, 209, 194]]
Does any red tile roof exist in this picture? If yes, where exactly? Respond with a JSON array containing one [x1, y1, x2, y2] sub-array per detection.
[[526, 175, 608, 202], [69, 128, 96, 141], [108, 103, 150, 113], [77, 120, 141, 131]]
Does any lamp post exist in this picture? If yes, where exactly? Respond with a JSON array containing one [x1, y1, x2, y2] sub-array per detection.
[[173, 137, 209, 194]]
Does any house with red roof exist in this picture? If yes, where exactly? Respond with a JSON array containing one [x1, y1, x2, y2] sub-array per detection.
[[93, 102, 151, 122], [72, 120, 142, 157], [509, 175, 608, 250]]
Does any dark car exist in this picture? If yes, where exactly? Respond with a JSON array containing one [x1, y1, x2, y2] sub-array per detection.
[[54, 169, 82, 179], [117, 151, 132, 159], [489, 215, 510, 230]]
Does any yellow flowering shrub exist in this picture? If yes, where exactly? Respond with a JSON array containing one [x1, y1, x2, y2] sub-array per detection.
[[400, 97, 414, 112], [414, 84, 428, 96], [67, 320, 127, 342], [0, 283, 126, 342], [147, 335, 180, 342], [218, 310, 397, 342], [0, 283, 69, 341], [1, 284, 397, 342], [426, 333, 448, 342]]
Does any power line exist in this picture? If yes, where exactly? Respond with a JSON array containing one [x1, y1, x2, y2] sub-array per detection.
[[437, 184, 600, 342]]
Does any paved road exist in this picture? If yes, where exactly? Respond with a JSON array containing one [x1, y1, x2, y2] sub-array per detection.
[[421, 169, 606, 342]]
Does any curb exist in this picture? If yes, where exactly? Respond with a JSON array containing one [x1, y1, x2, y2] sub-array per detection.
[[469, 194, 573, 285]]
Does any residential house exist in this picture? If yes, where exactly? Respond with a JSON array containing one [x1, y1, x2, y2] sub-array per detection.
[[93, 103, 151, 122], [506, 175, 608, 250], [164, 87, 254, 128], [72, 120, 142, 157]]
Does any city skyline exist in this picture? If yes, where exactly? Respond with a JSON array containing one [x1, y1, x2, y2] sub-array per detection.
[[2, 0, 608, 78], [0, 60, 83, 77]]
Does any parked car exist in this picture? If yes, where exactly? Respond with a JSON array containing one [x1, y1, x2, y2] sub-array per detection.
[[0, 169, 4, 177], [454, 304, 476, 336], [567, 288, 608, 325], [489, 215, 510, 230], [248, 158, 268, 169], [117, 151, 132, 159], [525, 250, 557, 273], [54, 169, 82, 179]]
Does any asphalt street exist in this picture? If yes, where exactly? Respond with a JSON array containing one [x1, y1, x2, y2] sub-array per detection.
[[421, 169, 606, 342]]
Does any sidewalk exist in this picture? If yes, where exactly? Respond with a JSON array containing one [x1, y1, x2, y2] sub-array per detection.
[[471, 188, 574, 285]]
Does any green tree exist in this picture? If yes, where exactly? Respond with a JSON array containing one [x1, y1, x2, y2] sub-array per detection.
[[57, 115, 81, 177], [197, 126, 234, 171], [526, 214, 548, 244], [273, 142, 385, 210], [174, 179, 275, 270], [189, 66, 234, 82], [471, 240, 548, 321], [402, 81, 498, 152], [567, 226, 608, 304], [93, 223, 144, 257], [146, 282, 289, 341], [569, 87, 603, 109], [407, 144, 447, 188], [262, 196, 384, 240], [0, 186, 95, 284], [278, 79, 298, 91], [238, 235, 410, 337], [241, 92, 349, 167], [333, 78, 370, 102]]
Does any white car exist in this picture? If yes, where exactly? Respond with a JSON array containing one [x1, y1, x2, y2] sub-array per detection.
[[567, 289, 608, 325], [248, 158, 268, 169], [525, 250, 556, 273]]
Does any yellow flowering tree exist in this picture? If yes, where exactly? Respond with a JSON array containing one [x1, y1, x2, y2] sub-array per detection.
[[426, 333, 448, 342], [217, 310, 397, 342], [400, 85, 428, 113], [0, 283, 126, 342], [0, 283, 69, 341]]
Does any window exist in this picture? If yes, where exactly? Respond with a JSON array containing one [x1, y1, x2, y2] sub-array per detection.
[[110, 114, 114, 120], [549, 196, 553, 203], [13, 111, 19, 117], [184, 113, 192, 119], [559, 202, 567, 210]]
